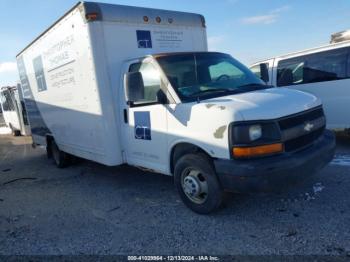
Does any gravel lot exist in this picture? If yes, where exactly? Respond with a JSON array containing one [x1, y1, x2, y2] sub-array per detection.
[[0, 134, 349, 256]]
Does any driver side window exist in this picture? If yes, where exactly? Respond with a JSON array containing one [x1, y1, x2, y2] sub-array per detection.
[[129, 62, 162, 104], [0, 91, 15, 112], [209, 61, 244, 81]]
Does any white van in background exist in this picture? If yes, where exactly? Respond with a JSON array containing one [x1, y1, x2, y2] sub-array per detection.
[[0, 84, 31, 136], [17, 2, 335, 213], [250, 35, 350, 131]]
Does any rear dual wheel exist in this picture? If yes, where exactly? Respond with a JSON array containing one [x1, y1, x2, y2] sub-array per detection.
[[9, 124, 20, 136], [48, 140, 70, 168], [174, 154, 224, 214], [13, 129, 21, 136]]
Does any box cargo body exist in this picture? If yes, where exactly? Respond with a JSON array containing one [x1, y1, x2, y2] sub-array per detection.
[[17, 2, 207, 166]]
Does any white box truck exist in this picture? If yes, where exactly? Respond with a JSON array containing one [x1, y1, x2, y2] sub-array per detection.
[[0, 84, 31, 136], [17, 1, 335, 213]]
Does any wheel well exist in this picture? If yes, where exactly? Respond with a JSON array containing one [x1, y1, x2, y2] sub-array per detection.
[[46, 135, 54, 145], [45, 135, 54, 158], [46, 135, 55, 149], [170, 143, 211, 174]]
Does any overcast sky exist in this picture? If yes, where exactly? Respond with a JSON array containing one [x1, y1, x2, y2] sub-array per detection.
[[1, 0, 350, 86]]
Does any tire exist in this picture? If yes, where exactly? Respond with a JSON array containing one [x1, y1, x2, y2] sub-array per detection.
[[13, 129, 21, 136], [174, 153, 223, 214], [46, 140, 53, 159], [51, 140, 70, 168], [9, 124, 20, 136]]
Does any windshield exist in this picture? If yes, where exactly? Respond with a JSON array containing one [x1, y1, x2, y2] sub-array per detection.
[[156, 52, 267, 102]]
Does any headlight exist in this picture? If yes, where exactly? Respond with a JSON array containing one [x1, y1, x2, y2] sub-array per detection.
[[232, 122, 280, 144], [231, 122, 282, 158], [249, 125, 262, 141]]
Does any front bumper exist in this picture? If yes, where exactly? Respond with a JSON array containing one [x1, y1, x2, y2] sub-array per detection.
[[214, 129, 336, 193]]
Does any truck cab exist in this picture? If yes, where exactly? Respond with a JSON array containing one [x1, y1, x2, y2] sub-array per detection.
[[121, 52, 335, 213], [17, 2, 335, 214]]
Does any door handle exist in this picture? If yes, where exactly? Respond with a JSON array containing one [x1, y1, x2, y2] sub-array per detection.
[[123, 109, 128, 123]]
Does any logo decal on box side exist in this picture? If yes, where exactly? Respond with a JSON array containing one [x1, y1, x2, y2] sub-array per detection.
[[17, 56, 51, 137], [136, 30, 152, 49], [134, 111, 151, 140], [32, 55, 48, 92]]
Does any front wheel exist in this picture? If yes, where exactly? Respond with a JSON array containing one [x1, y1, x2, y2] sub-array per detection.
[[174, 154, 223, 214]]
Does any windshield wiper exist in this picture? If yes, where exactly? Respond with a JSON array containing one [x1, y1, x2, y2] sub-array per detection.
[[190, 88, 229, 97], [237, 83, 271, 89]]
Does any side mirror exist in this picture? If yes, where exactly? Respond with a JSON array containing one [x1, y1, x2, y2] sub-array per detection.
[[124, 72, 145, 104], [260, 63, 269, 83]]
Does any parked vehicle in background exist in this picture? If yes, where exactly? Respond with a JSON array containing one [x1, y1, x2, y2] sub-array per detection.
[[17, 2, 335, 213], [331, 30, 350, 44], [16, 83, 31, 136], [250, 33, 350, 131], [0, 84, 31, 136]]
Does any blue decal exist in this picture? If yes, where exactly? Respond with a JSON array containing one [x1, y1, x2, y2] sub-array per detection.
[[17, 56, 50, 139], [134, 112, 151, 140], [136, 30, 152, 49], [32, 55, 47, 92]]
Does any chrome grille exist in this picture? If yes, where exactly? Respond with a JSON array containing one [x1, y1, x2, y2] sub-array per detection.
[[278, 107, 325, 152]]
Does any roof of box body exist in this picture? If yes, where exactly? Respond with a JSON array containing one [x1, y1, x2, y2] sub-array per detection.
[[85, 1, 204, 26], [16, 1, 205, 57]]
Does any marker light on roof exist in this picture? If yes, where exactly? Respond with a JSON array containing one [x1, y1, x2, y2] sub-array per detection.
[[85, 13, 98, 21]]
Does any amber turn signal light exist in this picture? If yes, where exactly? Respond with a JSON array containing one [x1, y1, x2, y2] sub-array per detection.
[[233, 143, 283, 158]]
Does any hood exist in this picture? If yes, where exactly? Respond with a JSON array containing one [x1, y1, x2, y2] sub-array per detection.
[[205, 87, 321, 121]]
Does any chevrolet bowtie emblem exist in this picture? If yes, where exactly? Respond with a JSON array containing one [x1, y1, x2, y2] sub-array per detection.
[[304, 122, 314, 132]]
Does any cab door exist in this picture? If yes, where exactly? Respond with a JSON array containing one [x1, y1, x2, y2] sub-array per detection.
[[120, 59, 169, 174]]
